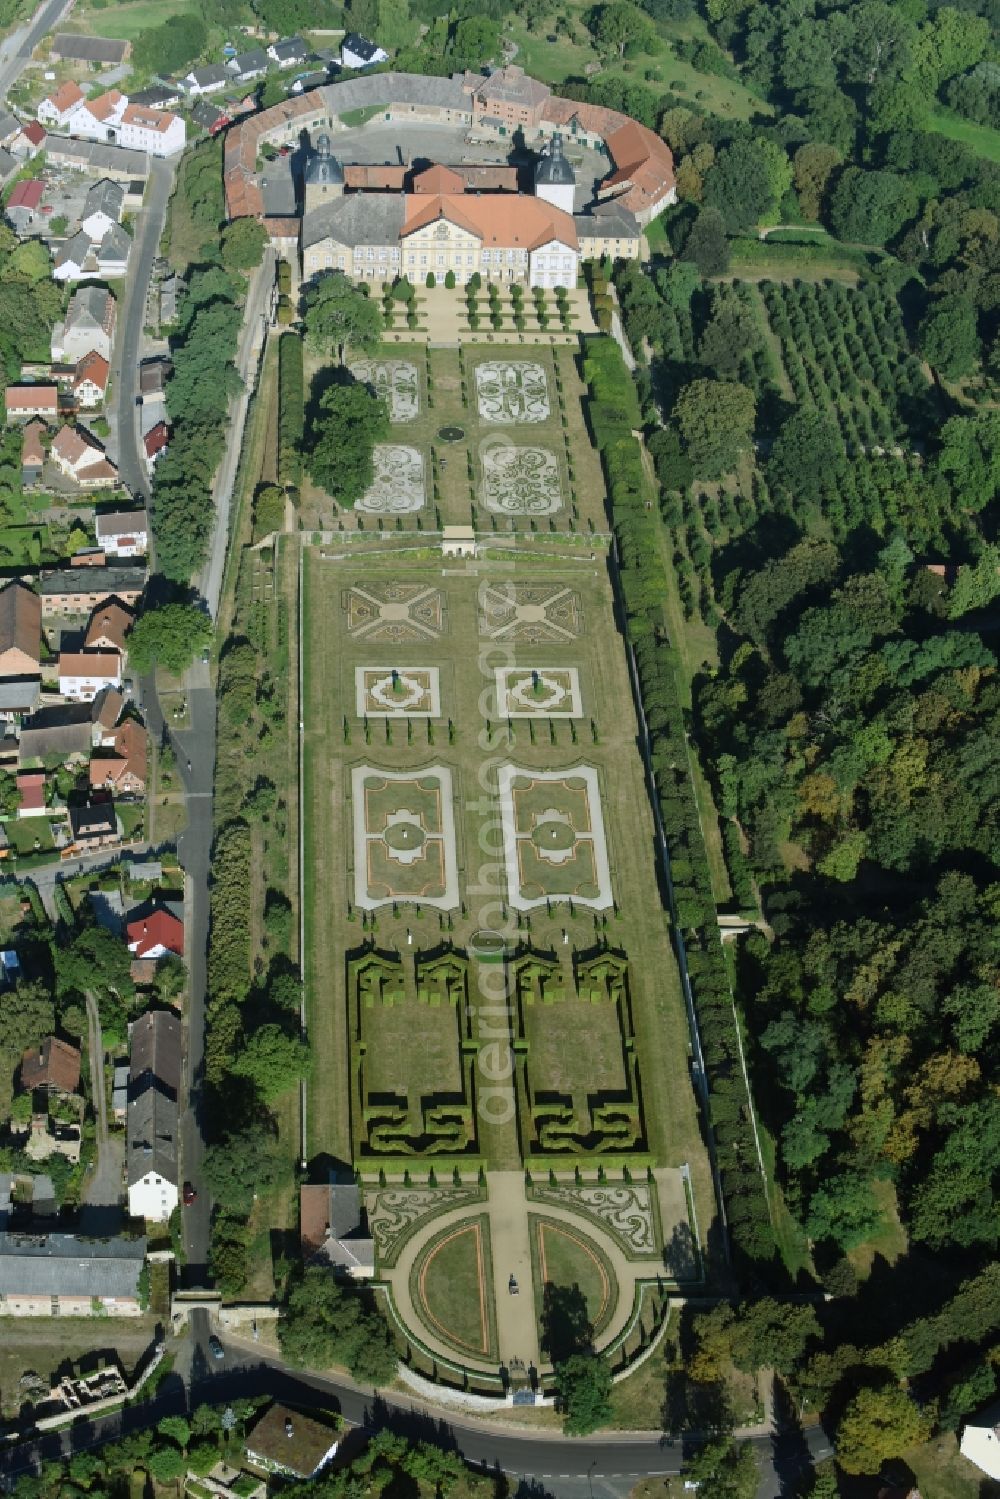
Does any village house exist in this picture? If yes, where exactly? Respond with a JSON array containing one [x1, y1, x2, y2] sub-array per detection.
[[44, 137, 150, 181], [129, 85, 182, 110], [18, 702, 96, 766], [90, 719, 146, 795], [51, 33, 129, 66], [51, 286, 117, 363], [118, 104, 186, 159], [127, 905, 183, 959], [92, 687, 124, 744], [20, 420, 45, 487], [20, 1036, 81, 1096], [5, 179, 44, 234], [340, 33, 388, 70], [36, 80, 85, 129], [80, 178, 124, 241], [67, 88, 127, 141], [40, 567, 145, 617], [72, 351, 110, 408], [299, 1182, 375, 1278], [5, 386, 57, 422], [143, 422, 169, 472], [69, 800, 119, 849], [0, 582, 41, 678], [50, 425, 119, 487], [227, 48, 270, 84], [268, 37, 308, 68], [180, 64, 230, 96], [84, 600, 132, 654], [244, 1405, 340, 1481], [10, 121, 46, 159], [138, 358, 170, 399], [95, 508, 148, 558], [0, 1230, 146, 1317], [16, 769, 46, 816], [127, 1009, 180, 1221], [58, 650, 122, 702]]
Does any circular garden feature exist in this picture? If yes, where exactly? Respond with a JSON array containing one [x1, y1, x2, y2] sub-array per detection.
[[530, 819, 576, 853], [384, 819, 426, 854], [438, 425, 465, 442], [412, 1216, 498, 1360]]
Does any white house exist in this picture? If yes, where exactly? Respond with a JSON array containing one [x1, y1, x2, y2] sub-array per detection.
[[94, 223, 131, 278], [72, 352, 110, 408], [50, 425, 119, 487], [961, 1404, 1000, 1481], [37, 80, 85, 128], [268, 36, 308, 68], [80, 178, 124, 240], [52, 231, 95, 283], [127, 1011, 180, 1223], [180, 64, 229, 96], [118, 104, 185, 158], [95, 508, 149, 558], [52, 286, 117, 363], [340, 33, 388, 69], [58, 650, 122, 701], [227, 47, 269, 83], [68, 88, 127, 140], [527, 234, 578, 289]]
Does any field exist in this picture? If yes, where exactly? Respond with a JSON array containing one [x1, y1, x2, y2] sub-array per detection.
[[298, 343, 607, 535], [68, 0, 195, 38], [927, 105, 1000, 163]]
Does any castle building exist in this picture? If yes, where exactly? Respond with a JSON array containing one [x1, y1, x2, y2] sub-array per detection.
[[534, 133, 575, 216]]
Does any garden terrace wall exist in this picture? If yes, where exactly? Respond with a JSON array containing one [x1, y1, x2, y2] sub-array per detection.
[[579, 334, 773, 1271]]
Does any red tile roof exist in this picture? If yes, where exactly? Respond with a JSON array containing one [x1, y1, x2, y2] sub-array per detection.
[[127, 908, 183, 957], [42, 80, 84, 115], [8, 180, 44, 210], [143, 421, 169, 458], [402, 192, 577, 250], [17, 770, 45, 811], [20, 1036, 81, 1093], [21, 122, 46, 147], [74, 351, 110, 393]]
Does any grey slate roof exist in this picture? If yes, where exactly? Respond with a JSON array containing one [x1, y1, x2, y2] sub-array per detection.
[[191, 100, 226, 129], [83, 177, 124, 223], [0, 679, 39, 713], [189, 64, 229, 89], [0, 112, 18, 143], [97, 223, 131, 264], [0, 1230, 145, 1298], [231, 47, 269, 76], [303, 192, 404, 250], [40, 566, 146, 597], [127, 1085, 178, 1189], [342, 33, 384, 63], [54, 230, 92, 271], [66, 284, 115, 335], [130, 86, 179, 109], [130, 1010, 181, 1099], [45, 137, 151, 179], [574, 205, 640, 239], [52, 34, 128, 64], [0, 148, 15, 181], [261, 159, 296, 217], [536, 133, 574, 186], [271, 37, 307, 64], [305, 134, 343, 187], [319, 72, 469, 117]]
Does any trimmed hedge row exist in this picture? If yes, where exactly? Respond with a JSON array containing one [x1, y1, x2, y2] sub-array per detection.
[[277, 331, 304, 487], [580, 335, 774, 1269]]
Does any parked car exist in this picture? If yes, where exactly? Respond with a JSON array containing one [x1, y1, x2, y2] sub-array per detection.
[[209, 1335, 224, 1361], [183, 1181, 196, 1205]]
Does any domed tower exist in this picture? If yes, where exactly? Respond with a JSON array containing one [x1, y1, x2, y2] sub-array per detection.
[[304, 132, 344, 213], [534, 133, 575, 215]]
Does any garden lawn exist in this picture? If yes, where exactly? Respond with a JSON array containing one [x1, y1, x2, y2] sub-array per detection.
[[417, 1219, 494, 1356], [6, 817, 54, 854], [522, 994, 627, 1128], [534, 1218, 613, 1334]]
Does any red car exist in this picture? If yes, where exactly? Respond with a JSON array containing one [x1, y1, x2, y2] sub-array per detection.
[[183, 1182, 197, 1206]]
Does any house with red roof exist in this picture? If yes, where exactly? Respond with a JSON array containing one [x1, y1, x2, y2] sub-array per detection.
[[127, 907, 183, 959], [143, 421, 169, 473], [72, 351, 110, 408], [16, 770, 45, 816], [37, 80, 85, 129], [11, 121, 46, 159], [5, 179, 44, 234]]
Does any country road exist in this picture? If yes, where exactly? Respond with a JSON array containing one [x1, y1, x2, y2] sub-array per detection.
[[107, 155, 176, 496], [0, 0, 74, 103], [0, 1322, 834, 1499]]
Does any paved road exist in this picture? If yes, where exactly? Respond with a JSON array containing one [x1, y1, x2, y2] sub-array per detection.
[[0, 1326, 834, 1498], [107, 156, 176, 497], [0, 0, 74, 102]]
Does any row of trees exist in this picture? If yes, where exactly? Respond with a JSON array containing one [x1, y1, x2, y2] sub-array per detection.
[[582, 335, 773, 1269]]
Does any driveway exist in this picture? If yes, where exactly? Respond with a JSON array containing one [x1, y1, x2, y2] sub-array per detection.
[[79, 990, 124, 1234]]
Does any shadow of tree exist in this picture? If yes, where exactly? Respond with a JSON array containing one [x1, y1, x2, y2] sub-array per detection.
[[540, 1282, 593, 1364]]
